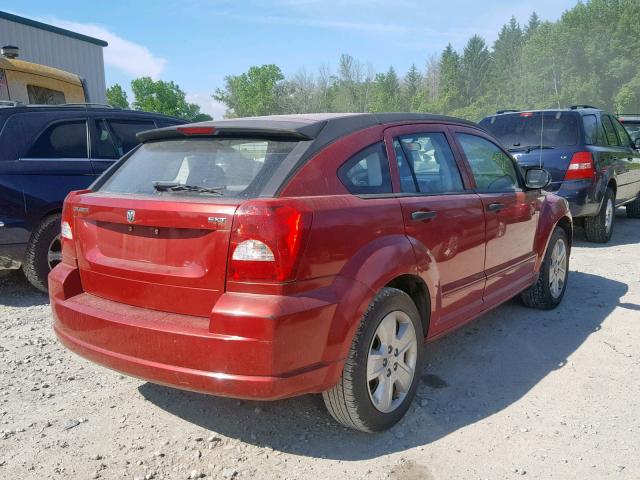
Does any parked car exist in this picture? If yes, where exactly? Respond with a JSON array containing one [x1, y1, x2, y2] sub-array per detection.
[[0, 104, 185, 291], [618, 114, 640, 146], [479, 106, 640, 243], [50, 113, 572, 432]]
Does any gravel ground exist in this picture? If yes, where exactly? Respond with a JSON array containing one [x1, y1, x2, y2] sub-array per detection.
[[1, 211, 639, 480]]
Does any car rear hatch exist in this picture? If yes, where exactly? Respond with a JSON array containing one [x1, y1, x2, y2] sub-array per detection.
[[73, 193, 238, 317], [480, 111, 582, 190], [69, 132, 306, 317]]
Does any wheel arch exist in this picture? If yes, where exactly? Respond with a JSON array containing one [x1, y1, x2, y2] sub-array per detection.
[[385, 274, 431, 338]]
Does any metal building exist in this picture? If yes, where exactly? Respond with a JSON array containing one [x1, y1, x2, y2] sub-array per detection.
[[0, 11, 107, 103]]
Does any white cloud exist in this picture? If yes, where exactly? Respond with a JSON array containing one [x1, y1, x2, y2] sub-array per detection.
[[186, 93, 227, 120], [45, 18, 167, 79]]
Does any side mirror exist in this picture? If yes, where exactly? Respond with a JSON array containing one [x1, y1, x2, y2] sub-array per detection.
[[524, 167, 552, 190]]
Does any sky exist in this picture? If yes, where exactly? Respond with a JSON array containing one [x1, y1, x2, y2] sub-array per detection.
[[4, 0, 579, 118]]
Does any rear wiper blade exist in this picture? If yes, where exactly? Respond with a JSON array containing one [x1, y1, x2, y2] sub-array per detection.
[[508, 145, 555, 153], [152, 181, 225, 195]]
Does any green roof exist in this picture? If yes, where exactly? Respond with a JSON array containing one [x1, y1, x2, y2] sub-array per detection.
[[0, 11, 108, 47]]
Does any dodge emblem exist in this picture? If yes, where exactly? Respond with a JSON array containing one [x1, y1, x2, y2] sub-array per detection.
[[127, 210, 135, 223]]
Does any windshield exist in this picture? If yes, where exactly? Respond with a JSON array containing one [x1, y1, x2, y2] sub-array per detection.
[[480, 111, 580, 148], [99, 138, 299, 198]]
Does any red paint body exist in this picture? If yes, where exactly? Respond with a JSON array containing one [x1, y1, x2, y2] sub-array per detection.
[[50, 119, 572, 400]]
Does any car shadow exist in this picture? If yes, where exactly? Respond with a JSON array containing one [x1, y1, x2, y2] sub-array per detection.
[[0, 270, 48, 307], [139, 270, 628, 460], [573, 209, 638, 248]]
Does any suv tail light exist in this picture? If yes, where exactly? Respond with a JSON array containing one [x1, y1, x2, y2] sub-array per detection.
[[60, 189, 91, 266], [228, 201, 312, 283], [564, 151, 596, 180]]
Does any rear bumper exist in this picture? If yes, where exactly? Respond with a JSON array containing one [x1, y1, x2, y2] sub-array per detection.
[[49, 263, 346, 400], [555, 179, 601, 218]]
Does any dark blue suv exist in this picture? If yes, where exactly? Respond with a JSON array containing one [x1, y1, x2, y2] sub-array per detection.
[[0, 104, 185, 290], [480, 106, 640, 243]]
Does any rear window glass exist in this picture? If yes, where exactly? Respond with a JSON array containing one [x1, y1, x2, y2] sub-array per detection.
[[27, 85, 66, 105], [99, 138, 298, 198], [480, 112, 579, 148]]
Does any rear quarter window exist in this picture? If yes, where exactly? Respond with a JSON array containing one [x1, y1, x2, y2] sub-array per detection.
[[337, 142, 392, 195]]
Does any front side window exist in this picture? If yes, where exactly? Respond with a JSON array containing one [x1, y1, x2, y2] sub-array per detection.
[[26, 121, 87, 159], [100, 138, 298, 199], [27, 85, 66, 105], [394, 132, 464, 194], [457, 133, 519, 192], [601, 116, 621, 146], [338, 142, 392, 195]]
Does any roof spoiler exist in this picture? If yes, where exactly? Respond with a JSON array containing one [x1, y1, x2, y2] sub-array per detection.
[[137, 120, 327, 142], [569, 105, 598, 110], [496, 109, 520, 114]]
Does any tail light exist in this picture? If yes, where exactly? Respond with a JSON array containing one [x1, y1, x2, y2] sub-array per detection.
[[564, 151, 596, 180], [228, 201, 312, 283], [60, 189, 91, 266]]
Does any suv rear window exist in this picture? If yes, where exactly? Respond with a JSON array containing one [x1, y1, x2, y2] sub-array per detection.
[[480, 112, 579, 148], [99, 138, 298, 198]]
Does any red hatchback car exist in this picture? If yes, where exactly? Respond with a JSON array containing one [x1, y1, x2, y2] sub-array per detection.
[[50, 113, 572, 432]]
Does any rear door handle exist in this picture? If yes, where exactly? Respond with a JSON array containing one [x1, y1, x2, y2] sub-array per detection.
[[411, 210, 437, 221], [487, 202, 505, 212]]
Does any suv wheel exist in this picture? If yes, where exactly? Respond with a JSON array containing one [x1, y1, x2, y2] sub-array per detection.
[[322, 287, 424, 432], [23, 214, 62, 292], [584, 187, 615, 243], [626, 194, 640, 218], [521, 227, 569, 309]]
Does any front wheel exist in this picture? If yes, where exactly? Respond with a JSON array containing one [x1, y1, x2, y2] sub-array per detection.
[[322, 287, 424, 432], [521, 227, 569, 310]]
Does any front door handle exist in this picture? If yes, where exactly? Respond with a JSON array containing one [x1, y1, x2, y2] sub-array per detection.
[[487, 202, 505, 212], [411, 210, 437, 221]]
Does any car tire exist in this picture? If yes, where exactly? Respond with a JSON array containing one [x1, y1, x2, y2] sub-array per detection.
[[626, 195, 640, 218], [23, 214, 62, 293], [322, 287, 424, 432], [521, 226, 569, 310], [584, 187, 615, 243]]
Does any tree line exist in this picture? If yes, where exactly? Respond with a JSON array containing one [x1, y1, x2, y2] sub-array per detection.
[[108, 0, 640, 122]]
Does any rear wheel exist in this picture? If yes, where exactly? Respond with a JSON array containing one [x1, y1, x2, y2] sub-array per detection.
[[322, 287, 424, 432], [23, 214, 62, 292], [626, 195, 640, 218], [584, 187, 615, 243], [521, 227, 569, 309]]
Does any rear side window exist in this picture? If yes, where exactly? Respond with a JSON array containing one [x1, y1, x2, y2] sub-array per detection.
[[338, 142, 392, 195], [94, 119, 121, 159], [611, 117, 632, 147], [480, 112, 579, 148], [107, 119, 156, 153], [99, 138, 298, 199], [601, 116, 620, 146], [26, 121, 87, 158], [393, 132, 464, 194], [27, 85, 66, 105], [457, 134, 519, 192]]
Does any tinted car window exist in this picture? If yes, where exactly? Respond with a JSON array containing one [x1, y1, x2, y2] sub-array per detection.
[[107, 120, 156, 153], [457, 133, 519, 192], [26, 121, 87, 158], [611, 116, 632, 147], [100, 138, 298, 199], [94, 119, 121, 159], [338, 142, 392, 195], [583, 114, 606, 145], [480, 111, 579, 148], [394, 133, 464, 194], [601, 116, 620, 146]]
